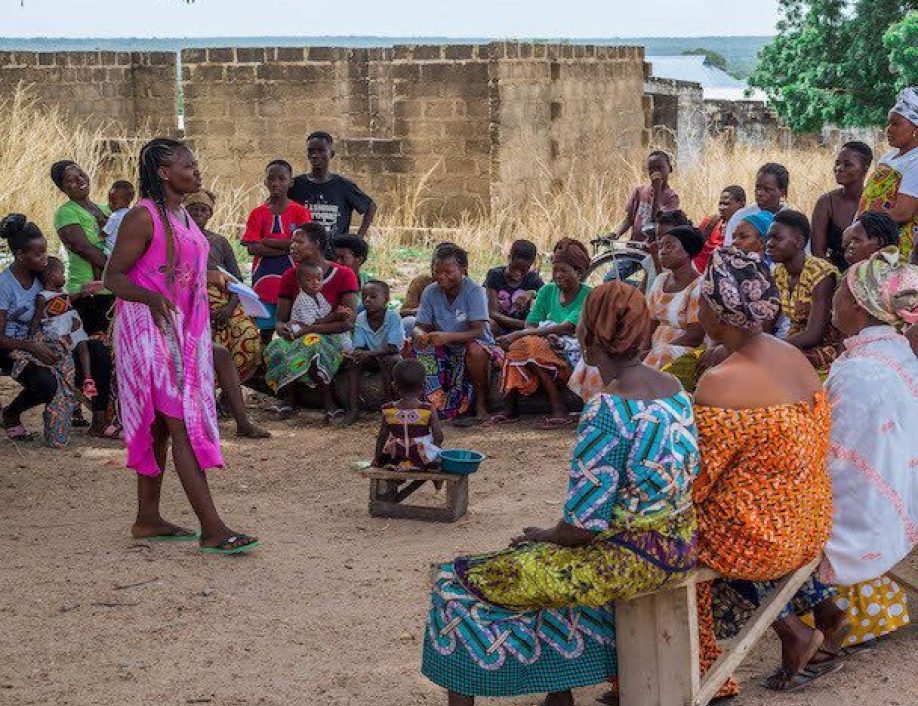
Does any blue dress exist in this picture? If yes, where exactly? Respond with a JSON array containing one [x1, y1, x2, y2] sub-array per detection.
[[421, 391, 700, 697]]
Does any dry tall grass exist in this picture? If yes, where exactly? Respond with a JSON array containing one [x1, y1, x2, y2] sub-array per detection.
[[0, 86, 879, 287]]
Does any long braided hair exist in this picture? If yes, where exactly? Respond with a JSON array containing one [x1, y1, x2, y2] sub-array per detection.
[[139, 137, 185, 286]]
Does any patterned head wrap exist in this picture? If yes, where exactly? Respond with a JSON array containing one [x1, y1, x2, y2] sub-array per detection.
[[49, 160, 78, 190], [846, 247, 918, 326], [891, 86, 918, 127], [551, 238, 591, 277], [184, 189, 216, 211], [742, 210, 775, 239], [579, 280, 650, 357], [701, 247, 781, 329]]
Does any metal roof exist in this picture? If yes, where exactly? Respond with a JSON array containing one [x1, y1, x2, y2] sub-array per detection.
[[646, 54, 765, 101]]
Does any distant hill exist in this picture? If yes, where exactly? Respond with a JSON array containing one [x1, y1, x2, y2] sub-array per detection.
[[0, 35, 771, 78]]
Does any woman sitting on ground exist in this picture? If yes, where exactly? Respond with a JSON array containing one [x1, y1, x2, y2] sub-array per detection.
[[767, 210, 843, 374], [842, 211, 901, 268], [492, 238, 591, 429], [724, 162, 791, 245], [0, 213, 111, 447], [644, 225, 706, 369], [809, 249, 918, 660], [185, 189, 263, 384], [693, 248, 836, 692], [409, 242, 501, 425], [811, 141, 873, 271], [421, 281, 699, 706], [266, 222, 358, 422], [731, 210, 774, 258], [694, 185, 746, 271]]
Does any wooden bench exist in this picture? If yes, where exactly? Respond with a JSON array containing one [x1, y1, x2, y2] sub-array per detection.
[[427, 550, 916, 706], [617, 550, 917, 706], [359, 467, 468, 523]]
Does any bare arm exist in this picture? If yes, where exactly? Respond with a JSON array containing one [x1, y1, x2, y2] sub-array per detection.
[[300, 292, 359, 335], [787, 276, 835, 350], [356, 201, 377, 237], [372, 415, 389, 465], [58, 223, 107, 270], [486, 288, 524, 331], [103, 207, 177, 329], [670, 322, 705, 348], [244, 242, 287, 258], [880, 193, 918, 226], [515, 520, 597, 548], [28, 295, 46, 337], [430, 407, 444, 446], [810, 193, 831, 259]]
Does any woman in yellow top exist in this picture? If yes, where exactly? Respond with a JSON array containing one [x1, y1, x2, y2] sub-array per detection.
[[857, 87, 918, 264], [693, 248, 837, 692], [767, 210, 843, 374]]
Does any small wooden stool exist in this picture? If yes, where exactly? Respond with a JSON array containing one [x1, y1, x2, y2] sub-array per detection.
[[357, 466, 468, 522]]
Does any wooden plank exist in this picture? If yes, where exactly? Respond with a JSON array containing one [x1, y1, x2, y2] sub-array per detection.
[[389, 480, 427, 503], [694, 555, 821, 706], [445, 476, 469, 521], [368, 499, 461, 522], [654, 584, 700, 706], [358, 468, 457, 482], [616, 592, 662, 706], [616, 583, 701, 706]]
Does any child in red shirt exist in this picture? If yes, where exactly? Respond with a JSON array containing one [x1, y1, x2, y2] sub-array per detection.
[[242, 159, 311, 343]]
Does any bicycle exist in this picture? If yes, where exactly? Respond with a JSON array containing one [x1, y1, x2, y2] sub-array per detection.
[[584, 233, 657, 291]]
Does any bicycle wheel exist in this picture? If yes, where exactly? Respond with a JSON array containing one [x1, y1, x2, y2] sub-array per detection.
[[585, 248, 657, 291]]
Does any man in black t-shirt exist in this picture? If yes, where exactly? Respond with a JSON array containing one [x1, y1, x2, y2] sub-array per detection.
[[288, 131, 376, 255]]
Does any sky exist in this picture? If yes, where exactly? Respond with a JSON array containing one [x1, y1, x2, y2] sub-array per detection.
[[2, 0, 780, 38]]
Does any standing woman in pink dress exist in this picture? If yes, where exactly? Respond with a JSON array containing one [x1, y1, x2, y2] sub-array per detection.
[[104, 138, 258, 555]]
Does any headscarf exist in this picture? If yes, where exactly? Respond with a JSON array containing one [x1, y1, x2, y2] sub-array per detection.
[[701, 247, 781, 329], [552, 237, 591, 277], [846, 247, 918, 326], [579, 280, 650, 357], [50, 160, 78, 190], [666, 225, 705, 257], [891, 86, 918, 127], [742, 210, 775, 240], [185, 189, 216, 211]]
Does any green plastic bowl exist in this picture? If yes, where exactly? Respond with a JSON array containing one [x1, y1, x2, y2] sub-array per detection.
[[440, 449, 485, 475]]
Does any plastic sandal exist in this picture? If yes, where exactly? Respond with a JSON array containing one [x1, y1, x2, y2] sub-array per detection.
[[199, 534, 260, 555], [4, 425, 33, 441]]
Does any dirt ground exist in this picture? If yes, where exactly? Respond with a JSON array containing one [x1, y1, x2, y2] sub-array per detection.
[[1, 387, 915, 706]]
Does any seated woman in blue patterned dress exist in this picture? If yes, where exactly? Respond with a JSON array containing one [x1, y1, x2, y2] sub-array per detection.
[[421, 281, 701, 706]]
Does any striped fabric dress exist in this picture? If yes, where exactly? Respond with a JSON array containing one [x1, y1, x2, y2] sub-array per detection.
[[421, 391, 700, 697]]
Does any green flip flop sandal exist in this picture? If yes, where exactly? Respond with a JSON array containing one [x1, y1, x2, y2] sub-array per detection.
[[199, 534, 260, 555]]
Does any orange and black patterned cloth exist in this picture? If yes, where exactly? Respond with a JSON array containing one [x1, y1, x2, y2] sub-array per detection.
[[693, 392, 834, 580]]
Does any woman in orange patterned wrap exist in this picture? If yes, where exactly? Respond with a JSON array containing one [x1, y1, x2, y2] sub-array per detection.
[[692, 247, 838, 692]]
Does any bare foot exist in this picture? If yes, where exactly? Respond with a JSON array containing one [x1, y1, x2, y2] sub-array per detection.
[[131, 520, 197, 539], [782, 627, 825, 674], [236, 421, 271, 439]]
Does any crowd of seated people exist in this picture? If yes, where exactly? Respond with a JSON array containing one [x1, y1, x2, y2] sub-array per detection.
[[2, 87, 917, 697]]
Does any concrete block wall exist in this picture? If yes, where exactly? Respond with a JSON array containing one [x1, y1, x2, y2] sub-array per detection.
[[645, 76, 705, 167], [0, 50, 177, 133], [181, 42, 648, 222]]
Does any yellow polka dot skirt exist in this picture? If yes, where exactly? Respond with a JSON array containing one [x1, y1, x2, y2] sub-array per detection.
[[835, 575, 910, 646]]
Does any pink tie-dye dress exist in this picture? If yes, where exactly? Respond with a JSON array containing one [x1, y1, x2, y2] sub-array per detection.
[[113, 199, 223, 476]]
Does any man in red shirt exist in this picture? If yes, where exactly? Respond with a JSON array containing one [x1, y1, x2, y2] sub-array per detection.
[[241, 159, 311, 344]]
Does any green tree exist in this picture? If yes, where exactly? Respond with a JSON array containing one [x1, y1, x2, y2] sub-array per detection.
[[884, 10, 918, 89], [681, 48, 730, 73], [750, 0, 917, 132]]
